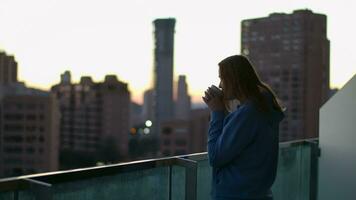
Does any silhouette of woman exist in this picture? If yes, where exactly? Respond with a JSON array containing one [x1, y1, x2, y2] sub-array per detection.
[[203, 55, 285, 200]]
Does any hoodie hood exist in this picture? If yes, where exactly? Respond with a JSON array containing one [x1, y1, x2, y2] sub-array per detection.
[[262, 90, 285, 124]]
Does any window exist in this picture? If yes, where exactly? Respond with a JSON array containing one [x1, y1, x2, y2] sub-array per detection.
[[26, 115, 37, 120], [26, 126, 37, 132], [162, 127, 172, 135], [4, 114, 23, 120], [175, 139, 187, 146], [26, 147, 35, 154], [271, 35, 281, 39], [163, 139, 171, 145], [4, 124, 24, 132], [4, 146, 23, 154], [4, 135, 23, 143], [26, 104, 37, 110], [39, 135, 45, 142], [26, 135, 36, 143]]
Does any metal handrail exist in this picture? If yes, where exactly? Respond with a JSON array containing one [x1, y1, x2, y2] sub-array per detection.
[[0, 139, 317, 194], [0, 155, 200, 195]]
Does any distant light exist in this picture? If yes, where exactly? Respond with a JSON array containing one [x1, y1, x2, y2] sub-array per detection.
[[143, 128, 150, 134], [130, 128, 137, 135], [145, 120, 152, 127], [243, 48, 249, 55]]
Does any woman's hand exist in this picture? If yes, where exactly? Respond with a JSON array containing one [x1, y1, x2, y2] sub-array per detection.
[[202, 86, 225, 111]]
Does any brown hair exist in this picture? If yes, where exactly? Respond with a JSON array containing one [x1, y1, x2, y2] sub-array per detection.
[[218, 55, 283, 113]]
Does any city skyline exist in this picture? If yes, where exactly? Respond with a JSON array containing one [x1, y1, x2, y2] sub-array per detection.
[[1, 0, 355, 104]]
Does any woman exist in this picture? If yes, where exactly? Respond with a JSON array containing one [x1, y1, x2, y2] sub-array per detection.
[[202, 55, 285, 200]]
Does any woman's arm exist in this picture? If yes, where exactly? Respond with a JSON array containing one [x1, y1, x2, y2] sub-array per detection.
[[208, 105, 258, 168]]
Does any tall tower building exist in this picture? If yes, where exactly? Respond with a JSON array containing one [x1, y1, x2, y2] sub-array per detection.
[[241, 9, 330, 141], [0, 52, 18, 85], [175, 75, 191, 120], [153, 18, 176, 136]]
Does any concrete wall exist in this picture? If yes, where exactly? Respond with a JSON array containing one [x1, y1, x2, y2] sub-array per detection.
[[318, 74, 356, 200]]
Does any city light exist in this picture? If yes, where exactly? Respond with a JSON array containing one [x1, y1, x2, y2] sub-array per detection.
[[130, 128, 137, 135], [143, 128, 150, 134], [145, 120, 152, 127]]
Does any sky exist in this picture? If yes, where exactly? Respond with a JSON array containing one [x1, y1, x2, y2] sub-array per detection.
[[0, 0, 355, 104]]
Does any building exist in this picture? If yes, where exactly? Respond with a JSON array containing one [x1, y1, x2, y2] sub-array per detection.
[[51, 72, 131, 169], [141, 89, 154, 123], [159, 108, 210, 157], [188, 108, 210, 153], [0, 52, 17, 85], [130, 102, 143, 128], [0, 87, 59, 178], [175, 75, 191, 120], [160, 119, 190, 157], [0, 52, 59, 178], [153, 18, 176, 137], [241, 9, 330, 141]]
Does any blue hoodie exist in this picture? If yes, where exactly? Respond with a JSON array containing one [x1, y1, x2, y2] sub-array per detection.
[[208, 92, 284, 199]]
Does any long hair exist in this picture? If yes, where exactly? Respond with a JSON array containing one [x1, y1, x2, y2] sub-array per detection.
[[218, 55, 283, 113]]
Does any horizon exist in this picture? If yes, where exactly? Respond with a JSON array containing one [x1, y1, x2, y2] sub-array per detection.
[[1, 0, 355, 104]]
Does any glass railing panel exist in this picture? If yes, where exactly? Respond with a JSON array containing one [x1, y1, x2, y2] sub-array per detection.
[[0, 189, 36, 200], [300, 143, 312, 200], [171, 165, 185, 200], [196, 159, 212, 200], [272, 143, 311, 200], [0, 141, 316, 200], [51, 166, 170, 200], [19, 190, 36, 200], [0, 191, 15, 200], [190, 142, 313, 200]]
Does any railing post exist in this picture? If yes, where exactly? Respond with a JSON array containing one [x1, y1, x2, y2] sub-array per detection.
[[309, 140, 319, 200], [175, 157, 198, 200], [168, 165, 172, 200], [14, 190, 19, 200], [23, 178, 52, 200]]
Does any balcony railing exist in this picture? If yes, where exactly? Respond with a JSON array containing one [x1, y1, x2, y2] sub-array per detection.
[[0, 139, 319, 200]]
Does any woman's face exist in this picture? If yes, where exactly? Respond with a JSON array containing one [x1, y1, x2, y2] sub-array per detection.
[[218, 77, 235, 100]]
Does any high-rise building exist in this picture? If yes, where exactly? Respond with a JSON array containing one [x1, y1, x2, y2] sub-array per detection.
[[0, 52, 59, 178], [175, 75, 191, 120], [241, 9, 330, 141], [51, 72, 131, 169], [0, 89, 59, 178], [153, 18, 176, 137], [0, 52, 17, 85]]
